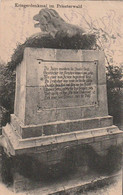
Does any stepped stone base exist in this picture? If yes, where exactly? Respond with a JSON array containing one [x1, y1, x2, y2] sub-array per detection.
[[1, 115, 123, 193], [11, 114, 113, 138], [2, 116, 123, 160]]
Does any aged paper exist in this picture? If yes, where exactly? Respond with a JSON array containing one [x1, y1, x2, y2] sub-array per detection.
[[0, 0, 122, 194]]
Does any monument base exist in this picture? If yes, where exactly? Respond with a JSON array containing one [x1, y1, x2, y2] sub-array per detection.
[[10, 114, 113, 139], [2, 116, 122, 158], [1, 116, 123, 192]]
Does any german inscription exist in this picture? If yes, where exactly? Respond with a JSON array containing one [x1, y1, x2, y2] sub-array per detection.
[[38, 61, 97, 104]]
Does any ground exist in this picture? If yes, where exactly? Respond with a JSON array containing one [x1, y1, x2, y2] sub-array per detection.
[[0, 171, 122, 195]]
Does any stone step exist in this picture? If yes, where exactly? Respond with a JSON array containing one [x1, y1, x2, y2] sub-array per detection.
[[2, 123, 122, 156], [11, 114, 113, 138]]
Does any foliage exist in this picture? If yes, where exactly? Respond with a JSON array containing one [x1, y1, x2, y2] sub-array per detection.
[[6, 33, 96, 71], [0, 64, 15, 126], [89, 21, 123, 125], [106, 65, 123, 125]]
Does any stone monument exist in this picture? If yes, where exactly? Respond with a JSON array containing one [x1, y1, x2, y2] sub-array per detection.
[[1, 47, 122, 193], [1, 8, 123, 193], [2, 48, 122, 158]]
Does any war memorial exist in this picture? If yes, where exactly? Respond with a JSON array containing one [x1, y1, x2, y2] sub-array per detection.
[[1, 8, 123, 194]]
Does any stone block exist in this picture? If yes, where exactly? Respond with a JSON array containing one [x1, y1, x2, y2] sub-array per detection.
[[13, 49, 109, 126], [11, 114, 116, 138], [91, 127, 109, 141], [11, 114, 22, 136], [66, 107, 82, 120], [76, 131, 94, 144], [77, 137, 94, 145], [55, 109, 68, 121], [56, 107, 82, 121], [56, 97, 81, 108], [14, 61, 26, 123], [25, 102, 57, 125], [43, 124, 57, 135], [22, 126, 43, 138], [97, 51, 106, 85], [55, 133, 76, 144], [35, 144, 58, 153], [97, 85, 108, 116], [57, 123, 70, 133], [69, 121, 83, 131], [100, 116, 113, 127], [93, 134, 110, 142], [82, 106, 97, 119], [106, 125, 119, 134], [83, 118, 99, 130], [60, 140, 78, 151]]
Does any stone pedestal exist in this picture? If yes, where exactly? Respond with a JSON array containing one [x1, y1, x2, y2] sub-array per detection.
[[2, 48, 123, 192]]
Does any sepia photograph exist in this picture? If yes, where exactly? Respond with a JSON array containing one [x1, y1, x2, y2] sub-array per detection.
[[0, 0, 122, 194]]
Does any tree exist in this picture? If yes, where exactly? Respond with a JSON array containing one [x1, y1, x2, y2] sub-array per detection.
[[106, 65, 123, 125], [0, 63, 15, 126]]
